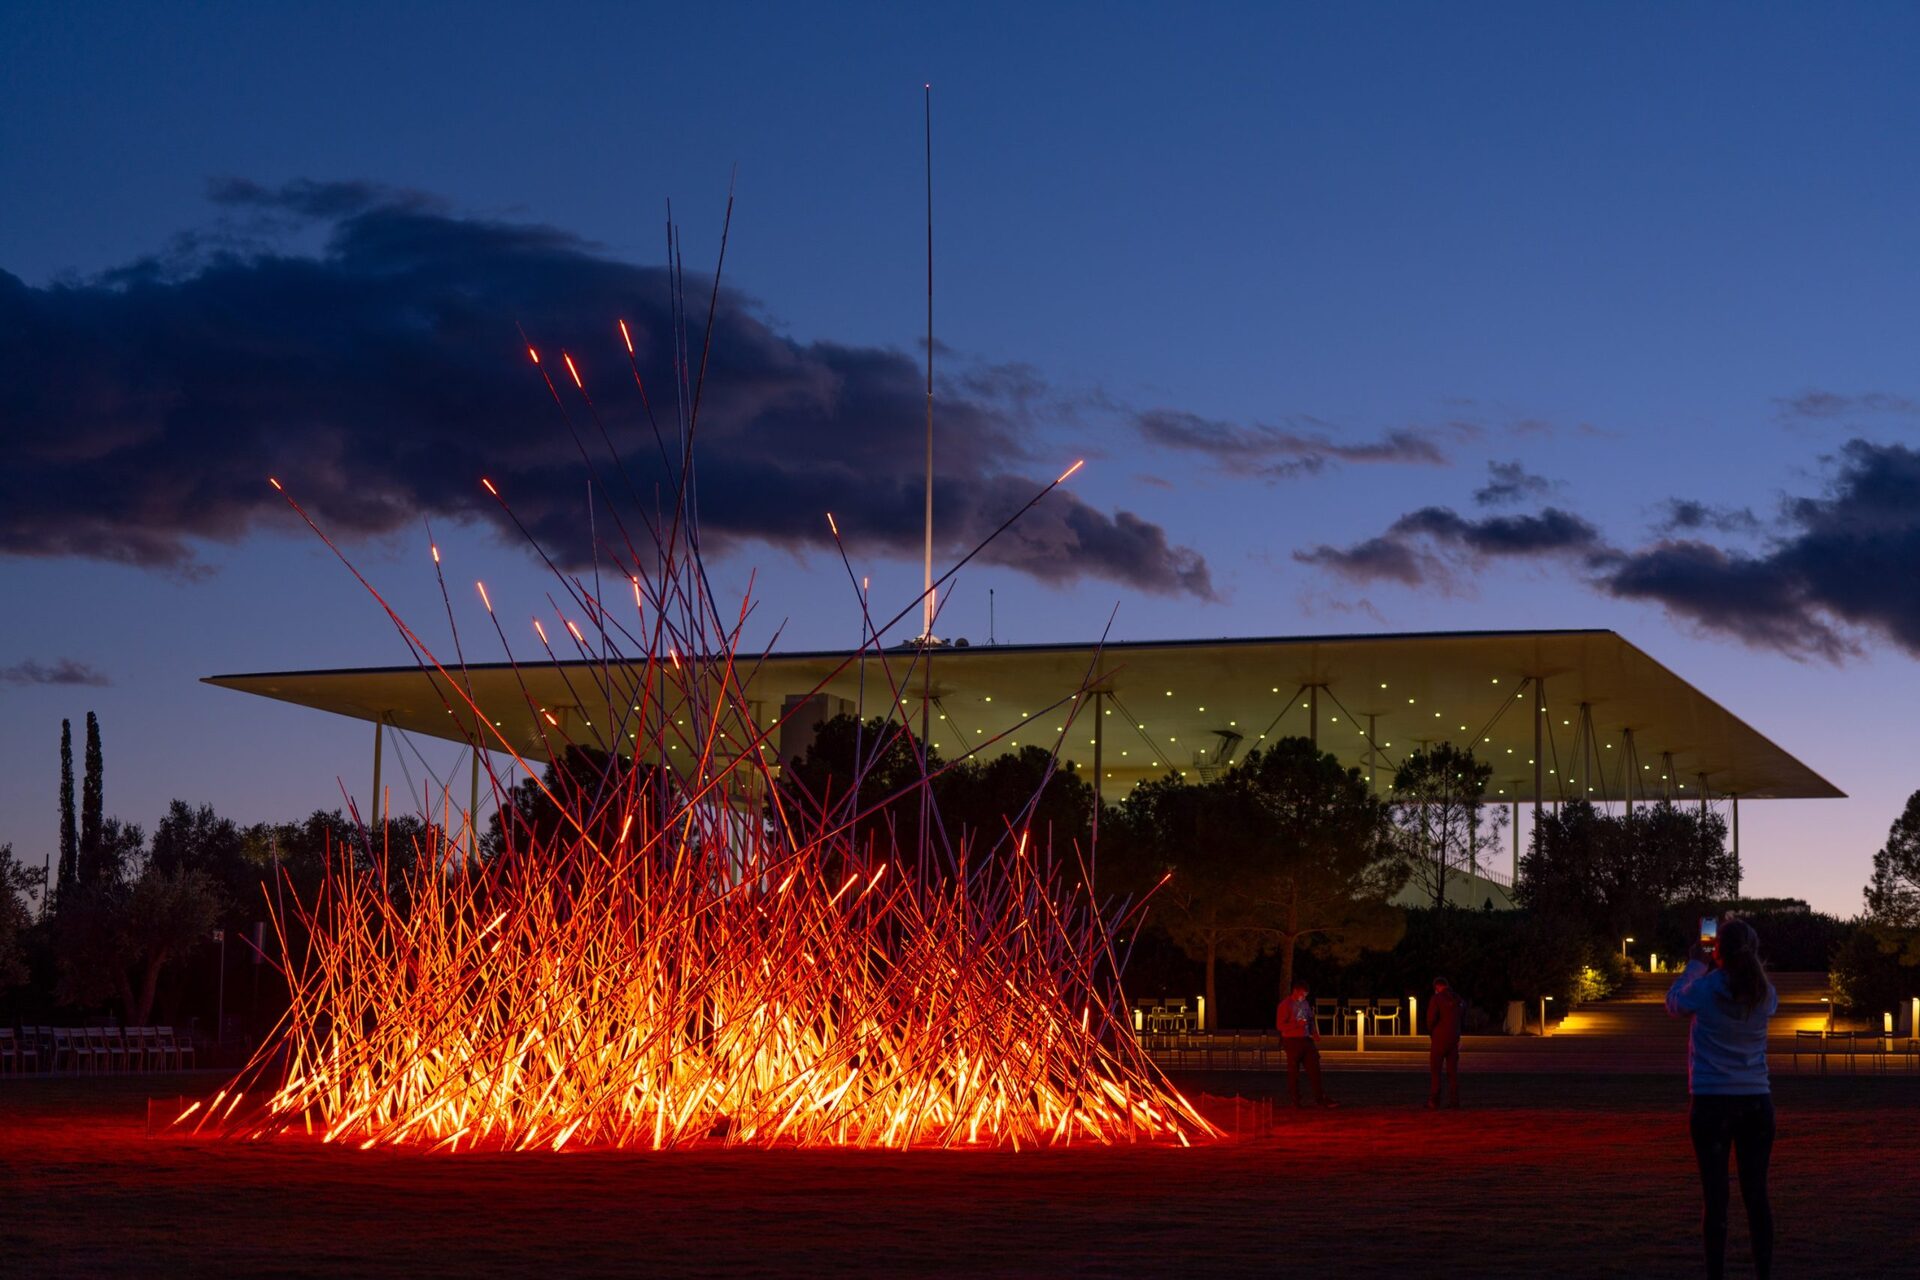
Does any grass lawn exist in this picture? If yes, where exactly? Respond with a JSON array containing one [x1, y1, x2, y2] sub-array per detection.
[[3, 1070, 1915, 1277]]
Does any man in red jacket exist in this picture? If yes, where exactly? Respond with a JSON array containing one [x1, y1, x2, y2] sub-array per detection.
[[1427, 976, 1465, 1109], [1276, 981, 1336, 1108]]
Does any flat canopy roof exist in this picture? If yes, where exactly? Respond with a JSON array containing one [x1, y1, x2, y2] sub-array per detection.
[[205, 628, 1843, 804]]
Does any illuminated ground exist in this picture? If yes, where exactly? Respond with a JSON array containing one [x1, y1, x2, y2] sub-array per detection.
[[4, 1072, 1915, 1277]]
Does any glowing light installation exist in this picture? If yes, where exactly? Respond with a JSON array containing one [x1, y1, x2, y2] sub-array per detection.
[[191, 237, 1212, 1153]]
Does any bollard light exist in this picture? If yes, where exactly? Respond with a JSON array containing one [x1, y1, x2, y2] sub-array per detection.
[[1409, 995, 1419, 1037], [1196, 995, 1206, 1033]]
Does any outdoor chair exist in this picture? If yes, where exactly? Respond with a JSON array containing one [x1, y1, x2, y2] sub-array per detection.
[[161, 1026, 195, 1070], [1341, 1000, 1371, 1036], [1854, 1030, 1888, 1075], [1793, 1029, 1826, 1074], [1370, 997, 1403, 1035], [1830, 1029, 1857, 1074], [1166, 996, 1192, 1033], [1313, 998, 1339, 1036], [90, 1027, 119, 1073], [134, 1027, 162, 1071]]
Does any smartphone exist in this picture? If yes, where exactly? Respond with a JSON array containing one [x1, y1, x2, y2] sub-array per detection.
[[1699, 917, 1719, 951]]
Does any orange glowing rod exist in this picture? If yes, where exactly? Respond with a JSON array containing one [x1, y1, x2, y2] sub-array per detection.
[[563, 353, 583, 389], [193, 288, 1211, 1157]]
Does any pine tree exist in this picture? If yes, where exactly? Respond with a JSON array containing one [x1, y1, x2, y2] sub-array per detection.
[[79, 711, 105, 885], [58, 719, 78, 892]]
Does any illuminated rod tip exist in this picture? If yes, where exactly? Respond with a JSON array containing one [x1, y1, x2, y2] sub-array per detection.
[[826, 512, 838, 536], [476, 581, 493, 611], [563, 353, 583, 388], [618, 319, 634, 354], [533, 619, 549, 643], [430, 544, 440, 564], [1057, 459, 1085, 484], [482, 478, 499, 496], [268, 477, 284, 491], [527, 346, 540, 364]]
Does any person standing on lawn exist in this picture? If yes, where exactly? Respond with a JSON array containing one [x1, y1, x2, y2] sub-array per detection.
[[1665, 914, 1779, 1280], [1276, 981, 1336, 1108], [1426, 976, 1465, 1108]]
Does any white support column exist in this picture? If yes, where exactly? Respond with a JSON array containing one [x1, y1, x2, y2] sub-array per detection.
[[1512, 800, 1520, 884], [1732, 794, 1741, 898]]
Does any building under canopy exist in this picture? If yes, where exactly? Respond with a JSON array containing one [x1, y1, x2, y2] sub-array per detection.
[[207, 627, 1839, 896]]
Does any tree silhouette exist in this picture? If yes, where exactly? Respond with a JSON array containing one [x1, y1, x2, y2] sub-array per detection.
[[79, 711, 106, 886], [1392, 743, 1503, 908], [1861, 788, 1920, 967], [1517, 799, 1735, 940], [1105, 738, 1406, 1026], [1237, 738, 1407, 1000], [58, 719, 77, 894]]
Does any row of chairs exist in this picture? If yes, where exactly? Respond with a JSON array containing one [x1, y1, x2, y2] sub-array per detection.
[[1133, 998, 1201, 1034], [1316, 997, 1404, 1036], [1791, 1029, 1920, 1074], [0, 1025, 197, 1074]]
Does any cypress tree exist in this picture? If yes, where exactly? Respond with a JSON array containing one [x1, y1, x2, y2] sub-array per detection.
[[79, 711, 104, 885], [58, 719, 78, 891]]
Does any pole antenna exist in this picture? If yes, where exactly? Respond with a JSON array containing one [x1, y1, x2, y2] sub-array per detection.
[[921, 82, 936, 642]]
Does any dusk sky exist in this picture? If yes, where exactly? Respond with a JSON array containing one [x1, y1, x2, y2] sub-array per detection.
[[6, 3, 1919, 916]]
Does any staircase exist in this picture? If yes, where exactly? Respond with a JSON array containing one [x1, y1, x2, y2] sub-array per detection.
[[1550, 970, 1835, 1072], [1546, 971, 1690, 1070]]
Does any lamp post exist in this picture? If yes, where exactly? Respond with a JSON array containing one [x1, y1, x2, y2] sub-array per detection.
[[1541, 994, 1554, 1036], [212, 928, 226, 1054], [1621, 936, 1635, 961]]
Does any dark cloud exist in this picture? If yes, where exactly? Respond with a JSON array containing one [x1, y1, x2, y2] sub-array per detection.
[[0, 181, 1212, 599], [0, 658, 111, 687], [1773, 389, 1919, 421], [1654, 499, 1761, 537], [1135, 408, 1457, 479], [1295, 439, 1920, 663], [1293, 505, 1600, 588], [1473, 460, 1553, 507], [1292, 535, 1436, 587], [1298, 507, 1602, 586], [1598, 440, 1920, 660], [1594, 540, 1852, 661]]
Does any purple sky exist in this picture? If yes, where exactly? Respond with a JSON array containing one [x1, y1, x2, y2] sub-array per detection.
[[6, 3, 1920, 916]]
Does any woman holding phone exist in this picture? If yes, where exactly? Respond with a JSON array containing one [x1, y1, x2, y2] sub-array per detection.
[[1665, 913, 1779, 1280]]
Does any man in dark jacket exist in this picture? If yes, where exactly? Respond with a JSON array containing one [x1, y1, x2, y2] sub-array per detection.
[[1276, 981, 1336, 1108], [1427, 976, 1465, 1108]]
